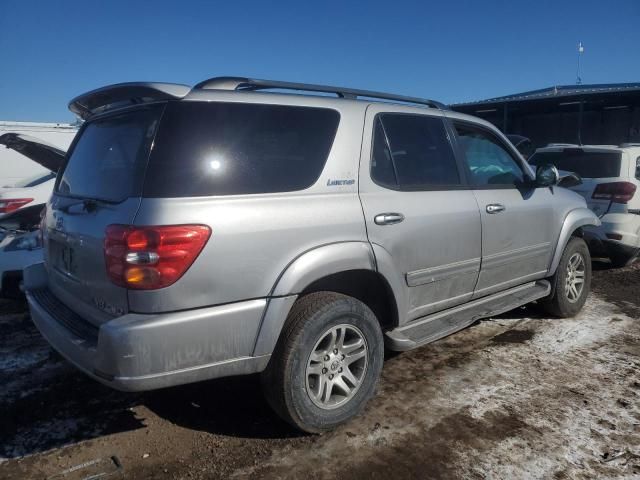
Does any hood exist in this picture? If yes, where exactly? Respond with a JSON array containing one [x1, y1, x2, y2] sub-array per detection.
[[0, 133, 66, 172]]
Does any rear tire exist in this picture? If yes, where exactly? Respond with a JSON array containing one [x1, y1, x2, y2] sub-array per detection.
[[539, 237, 591, 318], [261, 292, 384, 433]]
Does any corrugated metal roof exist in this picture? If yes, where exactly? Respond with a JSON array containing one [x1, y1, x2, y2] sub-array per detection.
[[453, 82, 640, 107]]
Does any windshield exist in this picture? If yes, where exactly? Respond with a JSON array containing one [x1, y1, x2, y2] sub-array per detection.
[[56, 105, 163, 202], [530, 150, 622, 178], [12, 172, 56, 188]]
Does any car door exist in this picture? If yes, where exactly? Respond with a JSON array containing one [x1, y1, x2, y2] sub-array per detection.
[[450, 120, 556, 298], [359, 106, 482, 323]]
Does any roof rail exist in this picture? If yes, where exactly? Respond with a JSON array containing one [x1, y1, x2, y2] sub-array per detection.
[[619, 143, 640, 148], [193, 76, 448, 110]]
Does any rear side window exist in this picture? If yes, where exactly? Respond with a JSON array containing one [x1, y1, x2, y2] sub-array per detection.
[[145, 102, 340, 197], [529, 150, 622, 178], [636, 157, 640, 180], [371, 114, 460, 189], [57, 106, 162, 202]]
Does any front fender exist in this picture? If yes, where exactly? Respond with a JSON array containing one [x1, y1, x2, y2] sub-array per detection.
[[548, 207, 600, 275], [252, 242, 376, 357]]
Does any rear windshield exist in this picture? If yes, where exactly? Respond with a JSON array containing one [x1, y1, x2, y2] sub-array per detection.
[[144, 102, 340, 197], [529, 150, 622, 178], [56, 105, 162, 202]]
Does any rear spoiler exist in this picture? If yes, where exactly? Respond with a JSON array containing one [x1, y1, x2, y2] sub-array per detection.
[[68, 82, 191, 119]]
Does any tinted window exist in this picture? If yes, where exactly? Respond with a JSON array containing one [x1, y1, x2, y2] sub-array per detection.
[[455, 124, 525, 186], [529, 150, 622, 178], [635, 157, 639, 180], [57, 106, 162, 202], [145, 102, 340, 197], [371, 114, 460, 189]]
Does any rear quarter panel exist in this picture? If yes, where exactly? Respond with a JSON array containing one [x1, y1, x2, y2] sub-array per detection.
[[128, 101, 369, 313]]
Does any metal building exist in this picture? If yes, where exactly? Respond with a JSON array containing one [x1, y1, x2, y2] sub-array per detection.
[[452, 83, 640, 148]]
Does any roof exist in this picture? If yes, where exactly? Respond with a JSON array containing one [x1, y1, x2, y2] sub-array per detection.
[[453, 83, 640, 107], [537, 143, 640, 152], [68, 77, 448, 119]]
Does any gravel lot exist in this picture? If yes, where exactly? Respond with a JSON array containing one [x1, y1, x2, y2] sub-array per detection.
[[1, 261, 639, 479]]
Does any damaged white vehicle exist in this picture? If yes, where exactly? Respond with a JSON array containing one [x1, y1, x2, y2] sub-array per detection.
[[0, 133, 65, 218], [0, 134, 65, 296]]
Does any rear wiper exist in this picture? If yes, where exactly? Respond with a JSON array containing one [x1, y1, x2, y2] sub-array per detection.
[[58, 198, 112, 213]]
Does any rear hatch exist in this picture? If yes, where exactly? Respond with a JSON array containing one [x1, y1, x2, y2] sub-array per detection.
[[44, 105, 163, 325], [0, 133, 65, 214], [0, 133, 67, 172], [529, 148, 623, 217]]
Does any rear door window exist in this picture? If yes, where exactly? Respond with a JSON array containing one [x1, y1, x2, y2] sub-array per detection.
[[529, 150, 622, 178], [371, 113, 461, 189], [56, 105, 162, 202], [144, 102, 340, 197]]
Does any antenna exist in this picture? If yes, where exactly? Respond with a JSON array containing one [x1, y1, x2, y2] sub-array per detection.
[[576, 42, 584, 85]]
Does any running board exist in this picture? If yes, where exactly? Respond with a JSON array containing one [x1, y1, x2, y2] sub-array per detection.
[[385, 280, 550, 352]]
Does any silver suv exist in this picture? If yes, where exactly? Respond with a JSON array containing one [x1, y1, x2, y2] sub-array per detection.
[[530, 144, 640, 267], [25, 77, 599, 432]]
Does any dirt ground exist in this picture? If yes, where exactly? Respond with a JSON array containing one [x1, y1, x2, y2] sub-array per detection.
[[1, 261, 639, 480]]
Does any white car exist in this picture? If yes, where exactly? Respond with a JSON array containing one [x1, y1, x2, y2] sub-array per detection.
[[0, 227, 43, 297], [530, 144, 640, 267], [0, 134, 65, 296], [0, 133, 65, 217]]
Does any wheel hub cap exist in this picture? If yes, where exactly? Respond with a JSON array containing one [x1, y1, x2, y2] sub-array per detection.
[[565, 252, 586, 303], [305, 324, 368, 410]]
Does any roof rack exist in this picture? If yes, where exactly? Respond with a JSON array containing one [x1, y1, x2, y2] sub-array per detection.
[[193, 77, 447, 110]]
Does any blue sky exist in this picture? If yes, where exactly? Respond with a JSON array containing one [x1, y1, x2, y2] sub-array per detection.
[[1, 0, 639, 123]]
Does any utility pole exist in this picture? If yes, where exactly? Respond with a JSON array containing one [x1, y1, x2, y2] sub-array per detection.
[[576, 42, 584, 85]]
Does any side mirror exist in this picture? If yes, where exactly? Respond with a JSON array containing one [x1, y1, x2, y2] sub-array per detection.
[[536, 164, 559, 187], [557, 172, 583, 188]]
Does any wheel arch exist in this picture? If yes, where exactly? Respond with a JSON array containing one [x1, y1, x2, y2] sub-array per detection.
[[548, 208, 600, 275], [252, 242, 401, 357]]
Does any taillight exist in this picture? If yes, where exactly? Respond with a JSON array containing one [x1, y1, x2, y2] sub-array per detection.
[[0, 198, 34, 213], [104, 225, 211, 290], [592, 182, 637, 204]]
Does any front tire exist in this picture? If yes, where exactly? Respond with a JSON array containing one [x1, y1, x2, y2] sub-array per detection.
[[261, 292, 384, 433], [540, 237, 591, 318]]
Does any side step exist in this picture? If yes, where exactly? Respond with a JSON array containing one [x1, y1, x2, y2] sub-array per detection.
[[385, 280, 550, 352]]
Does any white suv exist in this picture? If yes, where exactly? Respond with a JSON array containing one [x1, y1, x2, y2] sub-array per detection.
[[530, 144, 640, 267]]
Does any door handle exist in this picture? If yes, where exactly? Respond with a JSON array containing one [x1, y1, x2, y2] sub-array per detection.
[[374, 213, 405, 225], [486, 204, 506, 214]]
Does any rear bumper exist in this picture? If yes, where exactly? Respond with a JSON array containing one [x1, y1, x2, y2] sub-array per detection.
[[583, 213, 640, 260], [583, 213, 640, 248], [24, 262, 272, 391]]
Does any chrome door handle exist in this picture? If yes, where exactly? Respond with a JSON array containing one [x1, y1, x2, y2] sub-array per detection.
[[486, 204, 506, 214], [374, 213, 405, 225]]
